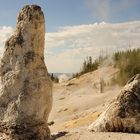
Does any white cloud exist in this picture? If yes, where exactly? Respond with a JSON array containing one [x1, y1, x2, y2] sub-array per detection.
[[45, 21, 140, 73], [0, 21, 140, 73], [0, 26, 13, 46], [0, 26, 14, 58]]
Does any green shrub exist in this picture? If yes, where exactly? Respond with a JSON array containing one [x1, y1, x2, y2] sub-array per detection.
[[113, 48, 140, 85], [73, 48, 140, 86]]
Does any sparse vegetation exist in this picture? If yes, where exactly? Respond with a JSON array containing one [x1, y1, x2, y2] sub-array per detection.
[[73, 48, 140, 85], [72, 56, 106, 78], [50, 73, 59, 83], [112, 48, 140, 85]]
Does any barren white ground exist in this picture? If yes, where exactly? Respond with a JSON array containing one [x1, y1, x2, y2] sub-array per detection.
[[48, 66, 140, 140]]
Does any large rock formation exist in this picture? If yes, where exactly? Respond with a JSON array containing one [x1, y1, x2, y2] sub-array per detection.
[[89, 74, 140, 133], [0, 5, 52, 139]]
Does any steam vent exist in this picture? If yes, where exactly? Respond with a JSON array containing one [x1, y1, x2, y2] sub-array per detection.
[[0, 5, 52, 139]]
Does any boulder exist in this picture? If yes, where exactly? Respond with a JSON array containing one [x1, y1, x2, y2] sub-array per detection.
[[0, 5, 52, 139], [89, 74, 140, 133]]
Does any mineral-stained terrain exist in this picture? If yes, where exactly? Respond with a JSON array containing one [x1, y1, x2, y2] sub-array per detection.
[[49, 68, 140, 140]]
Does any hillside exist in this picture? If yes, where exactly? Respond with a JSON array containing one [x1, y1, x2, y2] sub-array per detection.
[[49, 67, 119, 132], [48, 66, 140, 140], [73, 48, 140, 86]]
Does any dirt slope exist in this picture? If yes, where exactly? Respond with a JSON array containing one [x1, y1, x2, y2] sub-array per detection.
[[49, 66, 140, 140]]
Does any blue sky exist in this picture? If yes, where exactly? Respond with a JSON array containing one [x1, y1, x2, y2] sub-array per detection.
[[0, 0, 140, 73], [0, 0, 140, 32], [0, 0, 91, 31]]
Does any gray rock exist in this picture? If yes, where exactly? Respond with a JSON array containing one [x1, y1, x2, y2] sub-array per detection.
[[89, 74, 140, 133], [0, 5, 52, 139]]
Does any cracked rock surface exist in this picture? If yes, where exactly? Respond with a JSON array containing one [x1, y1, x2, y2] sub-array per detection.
[[89, 74, 140, 133], [0, 5, 52, 140]]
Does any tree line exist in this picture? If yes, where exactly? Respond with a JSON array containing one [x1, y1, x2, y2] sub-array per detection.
[[73, 48, 140, 85], [72, 56, 105, 78], [112, 48, 140, 85]]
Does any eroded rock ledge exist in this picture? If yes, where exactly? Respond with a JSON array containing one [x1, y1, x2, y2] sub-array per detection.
[[0, 5, 52, 140], [89, 74, 140, 133]]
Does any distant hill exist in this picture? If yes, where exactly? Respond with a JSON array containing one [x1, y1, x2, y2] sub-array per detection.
[[52, 73, 72, 78], [49, 73, 72, 83]]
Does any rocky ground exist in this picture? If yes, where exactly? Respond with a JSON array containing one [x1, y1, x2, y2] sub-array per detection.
[[49, 67, 140, 140]]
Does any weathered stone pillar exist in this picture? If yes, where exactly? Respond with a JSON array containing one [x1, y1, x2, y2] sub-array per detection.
[[0, 5, 52, 139]]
